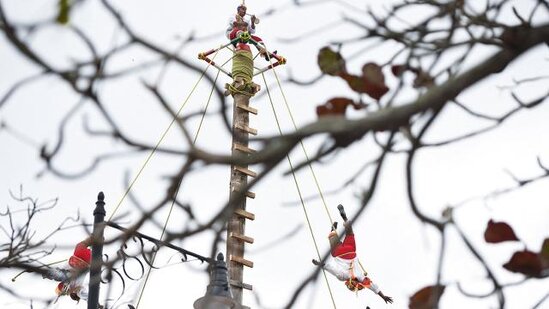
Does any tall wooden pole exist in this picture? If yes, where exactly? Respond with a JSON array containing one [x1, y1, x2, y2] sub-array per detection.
[[226, 49, 258, 306]]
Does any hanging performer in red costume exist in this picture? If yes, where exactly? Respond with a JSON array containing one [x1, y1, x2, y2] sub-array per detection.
[[225, 3, 275, 61], [42, 236, 93, 304], [313, 205, 393, 304]]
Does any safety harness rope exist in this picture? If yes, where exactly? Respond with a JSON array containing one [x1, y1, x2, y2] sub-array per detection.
[[134, 51, 229, 308], [265, 45, 369, 280]]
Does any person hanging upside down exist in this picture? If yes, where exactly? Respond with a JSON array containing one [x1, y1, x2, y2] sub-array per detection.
[[313, 205, 393, 304], [42, 236, 93, 303]]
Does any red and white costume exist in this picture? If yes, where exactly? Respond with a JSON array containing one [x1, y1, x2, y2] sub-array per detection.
[[225, 14, 264, 52], [324, 231, 380, 293], [225, 14, 254, 37], [46, 240, 92, 302]]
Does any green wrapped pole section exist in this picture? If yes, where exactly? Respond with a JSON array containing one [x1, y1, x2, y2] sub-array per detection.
[[232, 50, 254, 83]]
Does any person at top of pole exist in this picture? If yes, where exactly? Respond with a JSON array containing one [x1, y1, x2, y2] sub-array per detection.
[[225, 4, 257, 40], [313, 205, 393, 304], [225, 3, 275, 61]]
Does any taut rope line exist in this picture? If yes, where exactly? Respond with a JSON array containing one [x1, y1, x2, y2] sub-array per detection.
[[261, 72, 338, 309]]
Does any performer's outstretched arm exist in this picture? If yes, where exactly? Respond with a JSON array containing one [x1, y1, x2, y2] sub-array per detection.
[[361, 277, 393, 304]]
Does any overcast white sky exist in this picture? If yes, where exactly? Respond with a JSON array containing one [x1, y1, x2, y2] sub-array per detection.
[[1, 0, 548, 308]]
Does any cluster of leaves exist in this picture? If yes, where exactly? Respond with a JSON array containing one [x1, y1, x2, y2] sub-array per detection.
[[316, 47, 434, 117], [485, 220, 549, 278], [408, 220, 549, 308]]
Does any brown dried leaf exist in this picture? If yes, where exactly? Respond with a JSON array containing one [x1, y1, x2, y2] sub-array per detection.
[[316, 97, 365, 118], [484, 219, 520, 243], [362, 63, 389, 100], [362, 63, 385, 85], [391, 64, 408, 77], [503, 250, 544, 278], [409, 285, 446, 309], [339, 73, 366, 92], [317, 47, 346, 76], [339, 69, 389, 101]]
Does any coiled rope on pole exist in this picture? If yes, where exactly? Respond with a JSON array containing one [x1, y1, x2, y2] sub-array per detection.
[[232, 50, 253, 82], [226, 50, 257, 97]]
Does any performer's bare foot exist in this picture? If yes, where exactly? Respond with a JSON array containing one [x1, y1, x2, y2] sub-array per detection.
[[337, 204, 348, 221]]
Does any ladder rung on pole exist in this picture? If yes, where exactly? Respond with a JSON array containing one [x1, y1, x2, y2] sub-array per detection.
[[230, 255, 254, 268], [234, 209, 255, 220], [230, 279, 253, 291], [230, 186, 256, 199], [235, 124, 257, 135], [234, 166, 257, 178], [233, 143, 256, 154], [236, 103, 258, 115], [230, 232, 254, 244]]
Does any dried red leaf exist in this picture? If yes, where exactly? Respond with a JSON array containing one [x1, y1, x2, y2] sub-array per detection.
[[391, 64, 408, 77], [484, 219, 520, 243], [362, 63, 385, 84], [503, 250, 544, 278], [339, 72, 366, 92], [317, 47, 346, 76], [362, 63, 389, 100], [316, 97, 366, 118], [409, 285, 445, 309], [339, 69, 389, 101]]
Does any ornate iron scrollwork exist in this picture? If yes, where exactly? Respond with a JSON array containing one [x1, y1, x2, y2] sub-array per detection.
[[97, 222, 211, 308]]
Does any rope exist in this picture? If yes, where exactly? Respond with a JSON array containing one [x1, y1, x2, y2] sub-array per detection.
[[107, 45, 223, 222], [226, 50, 257, 97], [232, 50, 254, 82], [264, 48, 333, 225], [134, 59, 225, 309], [261, 73, 338, 309], [265, 48, 369, 277]]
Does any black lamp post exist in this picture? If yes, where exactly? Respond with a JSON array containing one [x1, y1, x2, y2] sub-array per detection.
[[88, 192, 106, 309], [193, 253, 241, 309]]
